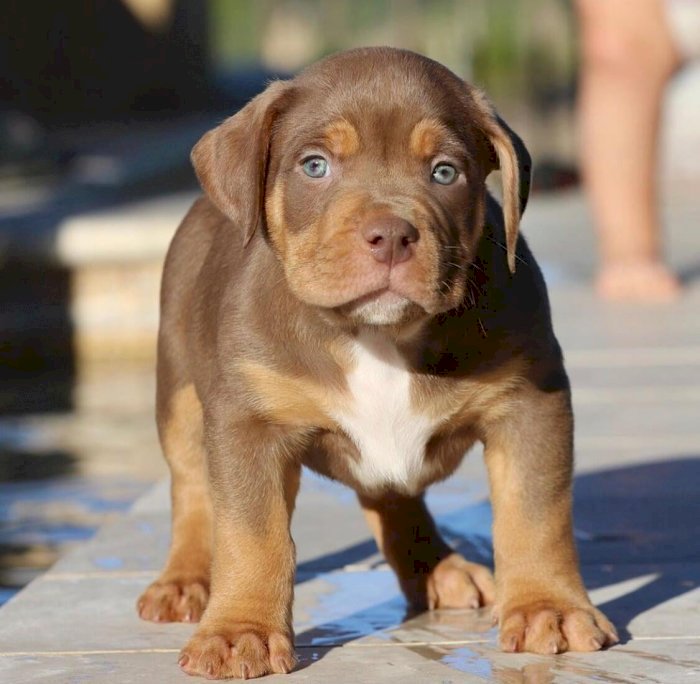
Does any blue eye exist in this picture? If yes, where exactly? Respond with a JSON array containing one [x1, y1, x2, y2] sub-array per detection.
[[431, 163, 457, 185], [302, 156, 329, 178]]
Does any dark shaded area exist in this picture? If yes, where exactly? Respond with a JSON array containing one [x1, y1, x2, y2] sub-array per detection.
[[574, 457, 700, 565], [0, 447, 77, 481], [0, 1, 209, 125], [0, 263, 75, 414]]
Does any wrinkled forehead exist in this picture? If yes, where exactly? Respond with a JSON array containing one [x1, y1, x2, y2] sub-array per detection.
[[275, 70, 481, 163]]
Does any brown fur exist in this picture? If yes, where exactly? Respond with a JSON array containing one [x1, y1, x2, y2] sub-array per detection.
[[137, 48, 617, 679]]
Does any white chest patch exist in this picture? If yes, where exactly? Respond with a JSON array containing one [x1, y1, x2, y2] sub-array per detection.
[[331, 331, 441, 492]]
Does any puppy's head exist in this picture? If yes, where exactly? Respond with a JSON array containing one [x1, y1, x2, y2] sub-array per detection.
[[192, 48, 531, 326]]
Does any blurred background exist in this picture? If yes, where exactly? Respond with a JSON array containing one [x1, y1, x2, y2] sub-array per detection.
[[0, 0, 698, 604]]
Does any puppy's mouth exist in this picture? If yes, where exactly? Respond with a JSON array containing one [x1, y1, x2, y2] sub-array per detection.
[[338, 288, 422, 325]]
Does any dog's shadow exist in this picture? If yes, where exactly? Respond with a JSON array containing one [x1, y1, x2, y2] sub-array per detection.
[[572, 456, 700, 645], [293, 456, 700, 665]]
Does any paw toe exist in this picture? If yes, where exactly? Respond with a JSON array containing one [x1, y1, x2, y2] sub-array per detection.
[[499, 601, 617, 655], [137, 579, 209, 623], [180, 630, 295, 679], [563, 607, 619, 651], [427, 555, 495, 609]]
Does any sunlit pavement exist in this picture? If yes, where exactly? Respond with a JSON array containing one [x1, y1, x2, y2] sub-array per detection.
[[0, 190, 699, 682]]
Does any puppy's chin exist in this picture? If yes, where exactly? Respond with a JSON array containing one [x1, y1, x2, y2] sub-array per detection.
[[341, 291, 423, 326]]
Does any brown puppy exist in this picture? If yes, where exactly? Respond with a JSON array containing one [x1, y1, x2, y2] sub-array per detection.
[[137, 47, 618, 679]]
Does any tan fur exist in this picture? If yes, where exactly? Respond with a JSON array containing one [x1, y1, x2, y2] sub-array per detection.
[[409, 118, 452, 159], [482, 395, 615, 653], [236, 360, 341, 429], [487, 124, 520, 274], [185, 457, 300, 678], [265, 180, 288, 256], [470, 89, 523, 273], [138, 384, 212, 623], [322, 118, 360, 157]]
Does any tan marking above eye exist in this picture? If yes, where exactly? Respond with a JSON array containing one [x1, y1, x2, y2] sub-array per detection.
[[409, 118, 452, 160], [322, 119, 360, 157]]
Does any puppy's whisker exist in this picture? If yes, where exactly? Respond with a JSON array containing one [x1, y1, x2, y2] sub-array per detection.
[[469, 260, 487, 275], [485, 236, 528, 266]]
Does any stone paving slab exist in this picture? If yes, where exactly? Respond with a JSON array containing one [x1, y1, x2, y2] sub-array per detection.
[[1, 639, 700, 684], [569, 365, 700, 392], [549, 291, 700, 349]]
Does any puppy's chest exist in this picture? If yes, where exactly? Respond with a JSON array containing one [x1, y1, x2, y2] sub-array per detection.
[[330, 334, 442, 492]]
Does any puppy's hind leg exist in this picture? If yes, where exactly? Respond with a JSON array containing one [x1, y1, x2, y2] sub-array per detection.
[[137, 378, 212, 623], [359, 494, 495, 610]]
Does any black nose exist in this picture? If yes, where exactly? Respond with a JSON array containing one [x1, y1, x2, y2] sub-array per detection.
[[361, 217, 419, 265]]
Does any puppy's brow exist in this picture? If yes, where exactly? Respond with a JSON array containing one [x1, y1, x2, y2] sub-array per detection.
[[409, 118, 462, 160], [322, 119, 360, 157]]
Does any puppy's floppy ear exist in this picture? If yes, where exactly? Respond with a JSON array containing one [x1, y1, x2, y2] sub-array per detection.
[[472, 91, 532, 273], [191, 80, 293, 245]]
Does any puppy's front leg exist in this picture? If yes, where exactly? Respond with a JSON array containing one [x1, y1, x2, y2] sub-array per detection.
[[179, 416, 300, 680], [484, 381, 618, 654]]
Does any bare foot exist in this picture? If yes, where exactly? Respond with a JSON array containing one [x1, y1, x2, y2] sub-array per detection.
[[137, 577, 209, 623], [596, 260, 681, 302], [426, 553, 495, 610]]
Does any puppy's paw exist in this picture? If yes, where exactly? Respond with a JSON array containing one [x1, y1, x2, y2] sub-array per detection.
[[426, 553, 495, 609], [137, 578, 209, 623], [179, 628, 296, 679], [499, 600, 618, 654]]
